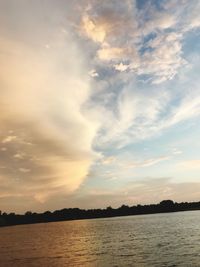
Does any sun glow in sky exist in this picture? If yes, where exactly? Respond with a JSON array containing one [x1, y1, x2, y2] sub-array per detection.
[[0, 0, 200, 213]]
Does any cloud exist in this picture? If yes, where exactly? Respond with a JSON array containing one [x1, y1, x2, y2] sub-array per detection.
[[60, 178, 200, 209], [139, 32, 186, 83], [164, 0, 200, 31], [127, 156, 170, 169], [80, 1, 186, 84], [0, 2, 99, 205], [44, 0, 200, 158], [172, 148, 182, 155], [89, 69, 99, 77], [97, 46, 126, 61], [19, 168, 31, 173], [139, 3, 177, 34], [2, 135, 17, 144], [114, 63, 130, 72], [94, 58, 200, 148], [81, 0, 138, 44], [177, 160, 200, 170], [80, 0, 200, 85], [101, 156, 116, 165], [94, 82, 170, 148], [82, 14, 107, 43], [79, 0, 200, 150], [1, 1, 200, 213]]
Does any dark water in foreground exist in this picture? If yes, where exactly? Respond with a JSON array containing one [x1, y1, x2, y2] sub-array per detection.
[[0, 211, 200, 267]]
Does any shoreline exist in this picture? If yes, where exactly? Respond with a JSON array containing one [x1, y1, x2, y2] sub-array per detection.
[[1, 200, 200, 228]]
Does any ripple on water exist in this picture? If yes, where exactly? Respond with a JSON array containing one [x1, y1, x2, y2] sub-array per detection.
[[0, 211, 200, 267]]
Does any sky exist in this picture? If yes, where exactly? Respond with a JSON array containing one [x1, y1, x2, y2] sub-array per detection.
[[0, 0, 200, 213]]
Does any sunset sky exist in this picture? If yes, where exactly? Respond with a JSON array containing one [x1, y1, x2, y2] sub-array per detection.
[[0, 0, 200, 213]]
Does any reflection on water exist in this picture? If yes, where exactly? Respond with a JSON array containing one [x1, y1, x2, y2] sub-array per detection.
[[0, 211, 200, 266]]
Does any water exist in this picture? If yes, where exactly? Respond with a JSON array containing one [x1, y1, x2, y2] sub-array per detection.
[[0, 211, 200, 267]]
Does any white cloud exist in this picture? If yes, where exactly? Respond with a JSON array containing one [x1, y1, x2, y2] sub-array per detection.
[[172, 148, 182, 155], [0, 3, 100, 204], [139, 32, 186, 84], [95, 83, 170, 148], [114, 63, 129, 72], [89, 69, 99, 77]]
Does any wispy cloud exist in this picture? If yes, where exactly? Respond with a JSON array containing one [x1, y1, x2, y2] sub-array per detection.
[[126, 156, 170, 169], [77, 0, 200, 150], [177, 160, 200, 170], [59, 178, 200, 209]]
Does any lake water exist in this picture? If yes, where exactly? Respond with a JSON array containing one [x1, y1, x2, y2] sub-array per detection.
[[0, 211, 200, 266]]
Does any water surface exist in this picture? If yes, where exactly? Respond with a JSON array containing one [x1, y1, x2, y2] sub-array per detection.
[[0, 211, 200, 266]]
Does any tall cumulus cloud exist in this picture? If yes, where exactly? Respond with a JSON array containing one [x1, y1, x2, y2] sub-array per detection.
[[0, 1, 99, 206]]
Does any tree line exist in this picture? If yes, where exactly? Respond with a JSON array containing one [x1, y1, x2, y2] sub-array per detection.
[[1, 200, 200, 227]]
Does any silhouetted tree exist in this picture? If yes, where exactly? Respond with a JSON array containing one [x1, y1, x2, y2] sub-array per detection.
[[1, 200, 200, 227], [25, 211, 32, 216], [160, 200, 174, 206]]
